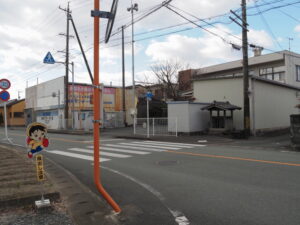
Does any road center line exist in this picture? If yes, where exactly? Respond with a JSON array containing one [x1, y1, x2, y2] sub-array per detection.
[[166, 150, 300, 167]]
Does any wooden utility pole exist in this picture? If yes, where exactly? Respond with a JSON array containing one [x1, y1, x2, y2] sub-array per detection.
[[242, 0, 250, 137]]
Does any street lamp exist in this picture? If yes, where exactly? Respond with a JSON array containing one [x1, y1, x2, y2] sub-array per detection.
[[127, 1, 138, 132], [52, 90, 61, 129]]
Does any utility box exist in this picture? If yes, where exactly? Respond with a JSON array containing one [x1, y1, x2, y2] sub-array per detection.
[[167, 101, 210, 134], [290, 114, 300, 150]]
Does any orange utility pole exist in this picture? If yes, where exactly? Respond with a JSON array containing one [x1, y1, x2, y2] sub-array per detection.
[[92, 0, 121, 213]]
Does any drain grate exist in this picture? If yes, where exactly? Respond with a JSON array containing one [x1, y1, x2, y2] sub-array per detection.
[[156, 160, 179, 166]]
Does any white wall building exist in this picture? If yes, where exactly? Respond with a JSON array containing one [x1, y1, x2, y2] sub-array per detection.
[[167, 102, 210, 133], [191, 50, 300, 134], [25, 76, 103, 130], [25, 77, 65, 129]]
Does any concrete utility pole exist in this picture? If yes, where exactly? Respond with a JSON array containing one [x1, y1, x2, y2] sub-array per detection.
[[59, 3, 71, 129], [71, 62, 75, 129], [127, 1, 138, 124], [230, 1, 250, 137], [121, 26, 126, 126], [242, 0, 250, 137]]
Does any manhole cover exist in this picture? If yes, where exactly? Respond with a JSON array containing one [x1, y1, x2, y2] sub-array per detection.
[[156, 160, 179, 166]]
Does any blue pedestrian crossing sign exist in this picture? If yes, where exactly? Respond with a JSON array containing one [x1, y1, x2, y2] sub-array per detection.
[[43, 52, 55, 64], [146, 92, 153, 101]]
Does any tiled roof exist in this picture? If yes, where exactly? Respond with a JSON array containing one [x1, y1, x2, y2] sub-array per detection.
[[202, 101, 242, 111]]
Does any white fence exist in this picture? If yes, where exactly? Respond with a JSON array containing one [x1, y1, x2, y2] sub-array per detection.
[[134, 117, 177, 137]]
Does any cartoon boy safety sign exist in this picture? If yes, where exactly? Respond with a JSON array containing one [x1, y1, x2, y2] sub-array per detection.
[[26, 122, 49, 158]]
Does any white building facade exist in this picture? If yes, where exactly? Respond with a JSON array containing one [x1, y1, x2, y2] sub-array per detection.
[[192, 50, 300, 134], [25, 76, 103, 130]]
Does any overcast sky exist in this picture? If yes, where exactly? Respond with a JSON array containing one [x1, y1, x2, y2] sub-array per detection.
[[1, 0, 300, 99]]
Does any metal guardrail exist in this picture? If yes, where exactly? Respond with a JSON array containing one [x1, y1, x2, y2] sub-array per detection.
[[134, 117, 177, 137]]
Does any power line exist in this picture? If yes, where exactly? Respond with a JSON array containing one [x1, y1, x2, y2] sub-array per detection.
[[168, 4, 239, 41], [260, 0, 300, 23], [247, 0, 300, 16], [253, 1, 283, 49], [164, 5, 232, 45]]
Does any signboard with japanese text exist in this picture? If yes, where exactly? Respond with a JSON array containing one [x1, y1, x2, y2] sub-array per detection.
[[68, 84, 93, 109], [36, 154, 45, 181], [103, 87, 116, 111]]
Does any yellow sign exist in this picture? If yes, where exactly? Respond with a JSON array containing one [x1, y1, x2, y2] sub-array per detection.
[[36, 154, 45, 181]]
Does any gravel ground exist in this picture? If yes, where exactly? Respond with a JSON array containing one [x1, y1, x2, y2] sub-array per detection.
[[0, 202, 75, 225]]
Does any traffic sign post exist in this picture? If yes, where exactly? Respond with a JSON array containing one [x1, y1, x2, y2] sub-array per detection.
[[0, 91, 10, 101], [0, 79, 11, 144], [0, 79, 11, 90], [146, 92, 153, 138], [43, 52, 55, 64]]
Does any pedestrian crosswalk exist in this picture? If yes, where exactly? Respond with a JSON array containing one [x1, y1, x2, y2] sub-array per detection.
[[46, 140, 206, 163]]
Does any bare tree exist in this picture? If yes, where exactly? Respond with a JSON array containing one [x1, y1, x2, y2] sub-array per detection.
[[150, 60, 188, 101]]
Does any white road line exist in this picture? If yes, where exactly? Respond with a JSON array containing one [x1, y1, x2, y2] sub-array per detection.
[[47, 150, 110, 162], [100, 138, 125, 142], [137, 141, 194, 148], [81, 139, 125, 143], [68, 148, 131, 158], [96, 144, 165, 152], [121, 143, 181, 150], [197, 140, 207, 143], [170, 210, 190, 225], [143, 141, 206, 147], [86, 146, 150, 155], [101, 166, 190, 225]]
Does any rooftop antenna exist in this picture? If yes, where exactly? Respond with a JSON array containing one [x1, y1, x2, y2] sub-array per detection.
[[288, 37, 293, 52]]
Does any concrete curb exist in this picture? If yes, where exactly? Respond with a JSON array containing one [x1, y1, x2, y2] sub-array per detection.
[[44, 157, 121, 225]]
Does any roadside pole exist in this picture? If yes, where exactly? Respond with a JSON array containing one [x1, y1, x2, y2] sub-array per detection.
[[71, 62, 75, 130], [4, 102, 8, 140], [92, 0, 121, 213], [147, 97, 149, 138], [35, 154, 50, 208], [146, 92, 153, 138], [3, 102, 12, 144], [121, 26, 126, 126], [58, 90, 61, 129], [0, 79, 12, 144]]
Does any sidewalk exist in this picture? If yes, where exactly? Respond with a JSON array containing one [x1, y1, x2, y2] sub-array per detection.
[[102, 127, 293, 150], [7, 126, 294, 151], [0, 144, 122, 225]]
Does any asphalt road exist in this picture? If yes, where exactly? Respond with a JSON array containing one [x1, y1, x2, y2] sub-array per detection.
[[1, 128, 300, 225]]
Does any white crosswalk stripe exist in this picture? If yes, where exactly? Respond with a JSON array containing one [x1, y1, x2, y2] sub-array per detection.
[[143, 141, 206, 147], [86, 146, 150, 155], [68, 148, 131, 158], [133, 142, 194, 148], [47, 150, 110, 162], [119, 142, 181, 150], [46, 140, 206, 163], [102, 144, 165, 152]]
